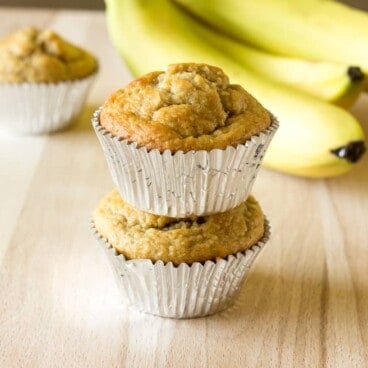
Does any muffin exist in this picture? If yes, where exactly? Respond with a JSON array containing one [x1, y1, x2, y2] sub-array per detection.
[[92, 189, 270, 318], [93, 63, 278, 216], [0, 26, 98, 134]]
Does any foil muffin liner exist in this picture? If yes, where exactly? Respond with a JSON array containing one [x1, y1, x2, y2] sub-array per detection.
[[91, 219, 270, 319], [0, 72, 96, 135], [92, 108, 278, 217]]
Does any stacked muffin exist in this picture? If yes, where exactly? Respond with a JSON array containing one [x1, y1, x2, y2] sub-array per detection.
[[0, 27, 97, 134], [92, 63, 278, 318]]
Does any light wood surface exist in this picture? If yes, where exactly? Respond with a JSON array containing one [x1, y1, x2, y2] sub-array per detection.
[[0, 7, 368, 368]]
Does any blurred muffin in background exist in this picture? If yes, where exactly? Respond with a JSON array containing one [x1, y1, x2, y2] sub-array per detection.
[[0, 26, 98, 134]]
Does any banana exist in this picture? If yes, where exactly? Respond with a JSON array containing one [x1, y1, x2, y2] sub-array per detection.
[[194, 23, 365, 107], [105, 0, 366, 178], [174, 0, 368, 75]]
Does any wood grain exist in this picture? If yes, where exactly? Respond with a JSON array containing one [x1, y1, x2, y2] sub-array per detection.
[[0, 8, 368, 368]]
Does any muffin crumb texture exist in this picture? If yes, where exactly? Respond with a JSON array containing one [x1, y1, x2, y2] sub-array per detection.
[[100, 63, 271, 152], [93, 189, 265, 265], [0, 26, 97, 83]]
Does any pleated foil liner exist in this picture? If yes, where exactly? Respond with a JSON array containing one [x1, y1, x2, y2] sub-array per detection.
[[0, 72, 96, 135], [92, 108, 278, 217], [91, 219, 270, 319]]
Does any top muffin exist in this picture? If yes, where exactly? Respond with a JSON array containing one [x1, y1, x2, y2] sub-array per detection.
[[100, 63, 271, 152], [0, 26, 97, 83]]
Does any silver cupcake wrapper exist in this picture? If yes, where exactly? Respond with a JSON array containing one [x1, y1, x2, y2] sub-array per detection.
[[91, 218, 270, 319], [0, 73, 96, 135], [92, 108, 278, 217]]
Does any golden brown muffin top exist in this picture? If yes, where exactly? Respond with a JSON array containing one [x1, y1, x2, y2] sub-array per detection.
[[100, 63, 271, 152], [93, 189, 265, 265], [0, 26, 97, 83]]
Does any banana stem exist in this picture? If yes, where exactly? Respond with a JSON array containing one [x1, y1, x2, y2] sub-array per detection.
[[330, 140, 366, 163]]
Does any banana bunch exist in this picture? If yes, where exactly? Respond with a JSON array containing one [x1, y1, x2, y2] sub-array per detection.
[[105, 0, 367, 178], [176, 0, 368, 77]]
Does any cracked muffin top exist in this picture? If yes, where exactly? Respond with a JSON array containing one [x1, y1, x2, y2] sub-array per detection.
[[93, 189, 265, 265], [100, 63, 271, 152], [0, 26, 97, 83]]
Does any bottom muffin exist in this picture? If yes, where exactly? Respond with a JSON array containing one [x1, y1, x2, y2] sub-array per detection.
[[91, 189, 270, 318]]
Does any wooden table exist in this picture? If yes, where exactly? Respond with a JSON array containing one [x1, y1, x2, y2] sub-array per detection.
[[0, 7, 368, 368]]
